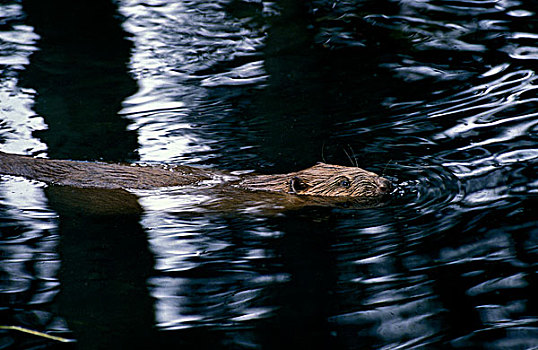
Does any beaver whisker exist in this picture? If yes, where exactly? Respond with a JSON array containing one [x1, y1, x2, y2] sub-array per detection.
[[382, 159, 393, 177], [343, 146, 359, 168], [321, 141, 327, 164]]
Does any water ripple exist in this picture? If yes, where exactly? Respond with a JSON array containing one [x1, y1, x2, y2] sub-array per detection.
[[118, 0, 267, 164], [389, 164, 463, 214], [1, 0, 537, 348]]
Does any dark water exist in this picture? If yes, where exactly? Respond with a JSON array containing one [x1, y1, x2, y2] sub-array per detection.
[[1, 0, 537, 349]]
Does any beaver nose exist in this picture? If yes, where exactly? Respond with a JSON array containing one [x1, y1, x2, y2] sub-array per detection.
[[377, 177, 392, 194]]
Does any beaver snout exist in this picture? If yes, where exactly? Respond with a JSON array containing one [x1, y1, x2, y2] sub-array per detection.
[[376, 177, 392, 194]]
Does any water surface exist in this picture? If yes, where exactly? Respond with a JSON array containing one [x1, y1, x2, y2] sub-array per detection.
[[1, 0, 537, 349]]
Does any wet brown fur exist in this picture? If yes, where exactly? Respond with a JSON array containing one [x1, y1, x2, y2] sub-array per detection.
[[238, 163, 391, 197], [0, 151, 391, 198]]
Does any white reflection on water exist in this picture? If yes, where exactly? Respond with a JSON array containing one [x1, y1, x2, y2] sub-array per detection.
[[118, 0, 266, 164], [119, 74, 210, 163], [0, 74, 47, 156], [0, 1, 64, 334], [0, 3, 46, 155], [0, 177, 62, 328], [200, 60, 268, 87], [134, 183, 289, 330], [138, 198, 286, 329]]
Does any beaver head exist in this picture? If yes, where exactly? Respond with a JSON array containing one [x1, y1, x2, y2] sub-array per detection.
[[239, 163, 392, 198]]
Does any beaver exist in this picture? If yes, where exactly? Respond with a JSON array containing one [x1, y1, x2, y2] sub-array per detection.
[[0, 151, 391, 198]]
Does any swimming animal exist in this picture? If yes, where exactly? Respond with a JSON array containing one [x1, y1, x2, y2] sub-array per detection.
[[0, 151, 391, 198]]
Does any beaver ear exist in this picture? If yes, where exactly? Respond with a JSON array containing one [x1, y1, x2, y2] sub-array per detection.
[[289, 176, 310, 194]]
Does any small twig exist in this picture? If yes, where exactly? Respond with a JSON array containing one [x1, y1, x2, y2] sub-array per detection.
[[0, 325, 73, 343]]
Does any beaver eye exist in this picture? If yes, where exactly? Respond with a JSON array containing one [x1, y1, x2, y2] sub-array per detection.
[[339, 179, 350, 188]]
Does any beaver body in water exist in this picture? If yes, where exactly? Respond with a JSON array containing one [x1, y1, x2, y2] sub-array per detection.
[[0, 151, 391, 199]]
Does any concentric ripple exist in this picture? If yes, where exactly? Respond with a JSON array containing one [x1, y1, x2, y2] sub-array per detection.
[[387, 163, 463, 213]]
